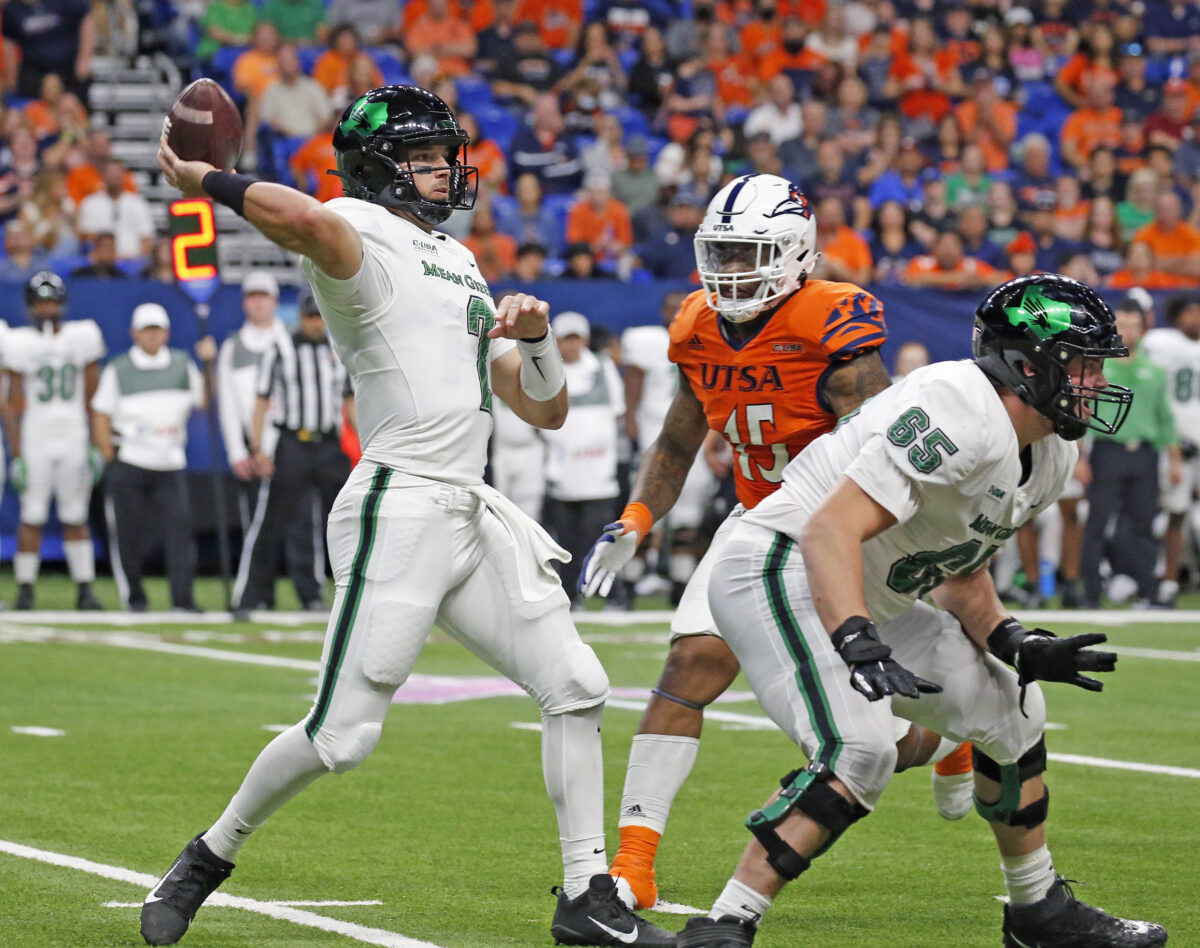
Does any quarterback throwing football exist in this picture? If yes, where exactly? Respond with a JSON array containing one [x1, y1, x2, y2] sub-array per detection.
[[145, 86, 673, 948]]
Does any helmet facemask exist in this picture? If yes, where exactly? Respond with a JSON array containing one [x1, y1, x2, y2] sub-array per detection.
[[1025, 339, 1132, 441], [695, 231, 813, 323], [333, 137, 478, 225]]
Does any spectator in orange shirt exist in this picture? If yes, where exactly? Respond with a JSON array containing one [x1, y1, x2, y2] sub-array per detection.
[[566, 172, 633, 264], [1005, 230, 1039, 278], [704, 26, 755, 110], [459, 112, 508, 194], [1060, 75, 1122, 170], [464, 191, 518, 283], [815, 194, 872, 285], [515, 0, 582, 51], [289, 116, 339, 203], [955, 66, 1017, 173], [1054, 21, 1119, 108], [757, 17, 826, 85], [312, 26, 383, 101], [1134, 190, 1200, 279], [1054, 175, 1091, 241], [739, 0, 781, 62], [65, 129, 137, 205], [884, 16, 962, 126], [234, 22, 282, 101], [902, 228, 1000, 289], [403, 0, 495, 35], [1107, 240, 1190, 290], [23, 73, 87, 141], [405, 0, 478, 76]]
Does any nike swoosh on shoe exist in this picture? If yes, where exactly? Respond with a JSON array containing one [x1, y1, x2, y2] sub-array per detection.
[[587, 915, 639, 944]]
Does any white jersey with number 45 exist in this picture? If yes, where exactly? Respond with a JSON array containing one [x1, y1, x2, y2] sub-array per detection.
[[6, 320, 106, 435], [301, 198, 516, 485], [741, 360, 1077, 624]]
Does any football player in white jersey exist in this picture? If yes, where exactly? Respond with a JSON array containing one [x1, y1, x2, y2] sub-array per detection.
[[1140, 291, 1200, 606], [674, 276, 1166, 948], [5, 271, 106, 610], [146, 86, 674, 948]]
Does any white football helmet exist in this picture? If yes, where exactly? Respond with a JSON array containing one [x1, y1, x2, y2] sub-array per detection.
[[694, 174, 820, 323]]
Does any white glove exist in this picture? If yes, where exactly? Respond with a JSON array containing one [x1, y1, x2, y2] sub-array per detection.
[[579, 521, 642, 598]]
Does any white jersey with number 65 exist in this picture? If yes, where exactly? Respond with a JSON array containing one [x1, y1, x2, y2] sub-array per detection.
[[301, 198, 516, 485], [741, 360, 1077, 625]]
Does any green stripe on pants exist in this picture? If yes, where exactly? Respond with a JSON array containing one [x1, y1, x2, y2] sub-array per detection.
[[305, 465, 392, 740], [761, 533, 843, 771]]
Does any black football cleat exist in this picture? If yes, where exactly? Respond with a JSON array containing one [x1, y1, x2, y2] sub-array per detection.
[[552, 873, 676, 946], [676, 915, 757, 947], [1003, 877, 1167, 947], [15, 583, 34, 611], [140, 834, 233, 945], [77, 583, 103, 610]]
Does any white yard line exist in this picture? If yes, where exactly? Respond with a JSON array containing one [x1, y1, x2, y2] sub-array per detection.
[[0, 840, 443, 948], [648, 899, 706, 915], [104, 899, 383, 908], [7, 624, 1198, 781]]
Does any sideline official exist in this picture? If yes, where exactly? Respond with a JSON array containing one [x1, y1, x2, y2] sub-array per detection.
[[232, 292, 353, 617], [92, 303, 215, 611]]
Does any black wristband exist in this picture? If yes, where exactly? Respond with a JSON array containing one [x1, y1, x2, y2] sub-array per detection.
[[202, 170, 255, 218], [519, 330, 549, 343], [830, 615, 891, 665], [987, 618, 1027, 666]]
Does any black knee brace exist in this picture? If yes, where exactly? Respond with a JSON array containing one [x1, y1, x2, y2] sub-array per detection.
[[745, 762, 868, 880], [973, 738, 1049, 828]]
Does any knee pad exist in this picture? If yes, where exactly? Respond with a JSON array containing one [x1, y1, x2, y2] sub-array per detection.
[[362, 602, 436, 688], [534, 640, 609, 714], [312, 721, 382, 774], [746, 762, 869, 880], [973, 738, 1049, 828]]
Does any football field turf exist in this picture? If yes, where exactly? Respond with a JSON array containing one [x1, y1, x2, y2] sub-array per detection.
[[1, 583, 1197, 947]]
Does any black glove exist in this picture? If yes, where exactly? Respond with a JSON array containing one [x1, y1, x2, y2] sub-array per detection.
[[831, 616, 943, 702], [988, 618, 1117, 691]]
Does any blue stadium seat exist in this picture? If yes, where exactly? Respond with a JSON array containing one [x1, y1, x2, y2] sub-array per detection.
[[614, 105, 649, 138], [645, 134, 669, 161], [544, 194, 575, 247], [297, 47, 320, 75], [209, 46, 247, 95], [457, 75, 494, 111], [271, 135, 310, 188], [368, 49, 410, 86], [617, 48, 638, 74], [475, 104, 521, 152]]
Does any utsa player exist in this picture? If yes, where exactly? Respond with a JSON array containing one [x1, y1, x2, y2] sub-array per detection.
[[147, 86, 673, 948], [579, 175, 971, 912], [5, 271, 106, 610], [675, 274, 1166, 947]]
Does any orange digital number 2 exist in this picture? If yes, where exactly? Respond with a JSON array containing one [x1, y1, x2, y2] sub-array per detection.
[[171, 199, 217, 280]]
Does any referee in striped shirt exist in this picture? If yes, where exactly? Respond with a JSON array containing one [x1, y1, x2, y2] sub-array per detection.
[[232, 291, 354, 617]]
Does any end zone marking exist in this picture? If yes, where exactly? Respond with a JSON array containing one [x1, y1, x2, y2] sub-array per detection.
[[0, 839, 444, 947]]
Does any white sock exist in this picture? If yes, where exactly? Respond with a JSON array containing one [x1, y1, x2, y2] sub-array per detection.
[[928, 736, 961, 766], [14, 552, 39, 585], [711, 877, 772, 925], [543, 704, 607, 899], [64, 539, 95, 584], [1001, 846, 1056, 906], [202, 723, 328, 863], [618, 734, 700, 833]]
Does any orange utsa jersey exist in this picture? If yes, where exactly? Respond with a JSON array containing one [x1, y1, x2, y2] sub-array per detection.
[[668, 280, 887, 508]]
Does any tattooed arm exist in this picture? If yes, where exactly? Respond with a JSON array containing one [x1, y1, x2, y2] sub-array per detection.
[[819, 349, 892, 419], [629, 370, 711, 521]]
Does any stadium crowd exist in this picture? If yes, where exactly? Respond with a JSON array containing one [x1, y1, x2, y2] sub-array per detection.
[[0, 0, 1199, 611]]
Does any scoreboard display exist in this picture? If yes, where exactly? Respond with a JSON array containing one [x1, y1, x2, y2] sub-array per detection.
[[168, 198, 220, 303]]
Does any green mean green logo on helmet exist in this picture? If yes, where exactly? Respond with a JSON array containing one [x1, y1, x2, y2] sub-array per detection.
[[340, 98, 391, 137], [1002, 286, 1073, 340]]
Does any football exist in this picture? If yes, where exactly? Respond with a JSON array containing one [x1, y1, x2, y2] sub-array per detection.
[[162, 78, 243, 170]]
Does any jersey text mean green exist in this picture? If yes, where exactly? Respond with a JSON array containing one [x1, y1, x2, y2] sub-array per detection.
[[886, 407, 958, 473], [466, 296, 494, 412]]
